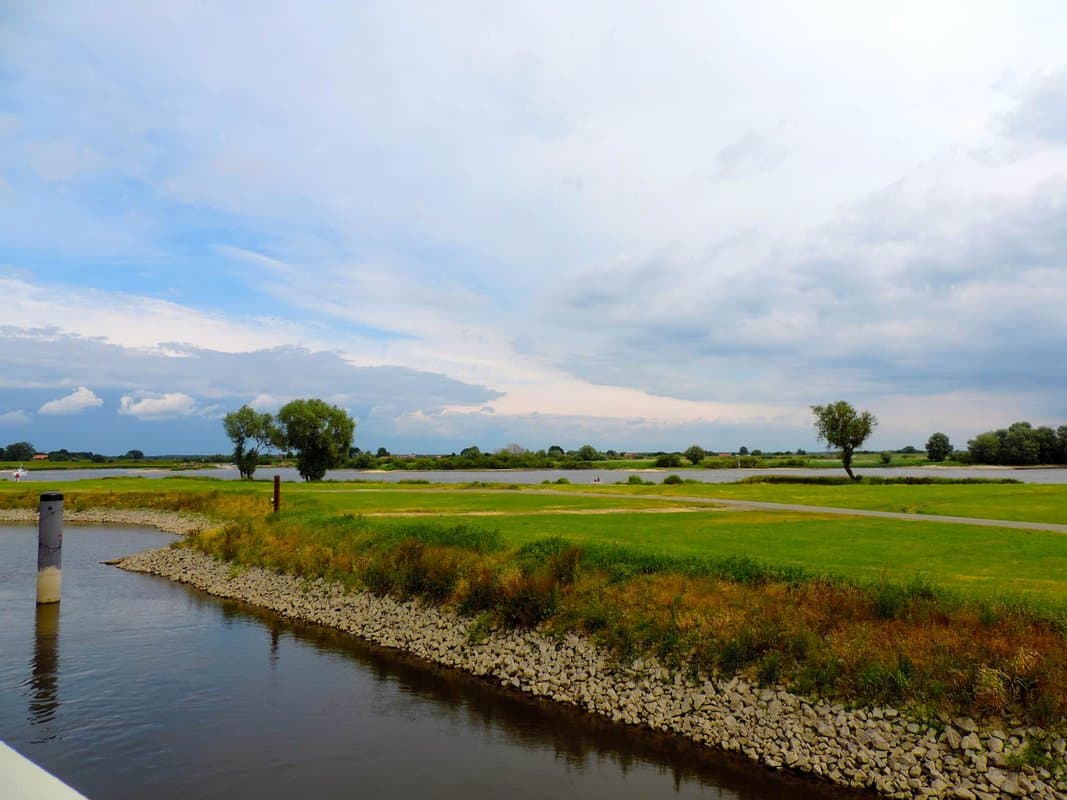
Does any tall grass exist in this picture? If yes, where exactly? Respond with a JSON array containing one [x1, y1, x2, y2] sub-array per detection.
[[183, 509, 1067, 725], [8, 480, 1064, 725], [737, 475, 1022, 486]]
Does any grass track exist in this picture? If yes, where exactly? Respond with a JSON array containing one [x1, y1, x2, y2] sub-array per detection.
[[558, 481, 1067, 525]]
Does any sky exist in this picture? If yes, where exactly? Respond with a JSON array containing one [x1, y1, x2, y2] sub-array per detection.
[[1, 1, 1066, 456]]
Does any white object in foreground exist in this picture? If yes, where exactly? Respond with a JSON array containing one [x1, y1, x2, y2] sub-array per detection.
[[0, 742, 89, 799]]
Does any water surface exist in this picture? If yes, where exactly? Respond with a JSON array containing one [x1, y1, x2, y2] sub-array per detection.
[[8, 465, 1066, 484]]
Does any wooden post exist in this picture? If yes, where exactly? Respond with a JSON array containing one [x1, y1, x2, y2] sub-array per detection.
[[36, 492, 64, 604], [273, 475, 280, 513]]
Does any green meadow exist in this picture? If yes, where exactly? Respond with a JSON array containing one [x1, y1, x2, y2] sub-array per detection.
[[4, 476, 1067, 722], [578, 479, 1067, 526], [4, 476, 1065, 600]]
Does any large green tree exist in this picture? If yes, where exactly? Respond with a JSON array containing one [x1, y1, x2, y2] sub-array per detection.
[[924, 432, 952, 462], [684, 444, 707, 465], [3, 441, 36, 462], [274, 398, 355, 481], [222, 406, 278, 479], [811, 401, 878, 480]]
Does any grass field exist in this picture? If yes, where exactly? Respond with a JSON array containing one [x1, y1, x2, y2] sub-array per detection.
[[3, 476, 1066, 724], [3, 477, 1067, 598], [567, 480, 1067, 526]]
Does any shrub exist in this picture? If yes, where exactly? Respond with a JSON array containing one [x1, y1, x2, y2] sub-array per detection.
[[654, 453, 682, 467], [662, 474, 683, 484], [499, 570, 558, 627], [757, 651, 784, 686], [717, 628, 761, 673], [458, 565, 503, 615]]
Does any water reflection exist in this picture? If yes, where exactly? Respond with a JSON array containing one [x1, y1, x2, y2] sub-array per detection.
[[1, 527, 876, 800], [216, 593, 873, 800], [27, 603, 60, 740]]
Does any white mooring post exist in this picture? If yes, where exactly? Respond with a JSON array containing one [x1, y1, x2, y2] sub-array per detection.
[[36, 492, 64, 605]]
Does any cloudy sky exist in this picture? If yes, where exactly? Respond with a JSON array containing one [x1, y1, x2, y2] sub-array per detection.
[[2, 1, 1066, 456]]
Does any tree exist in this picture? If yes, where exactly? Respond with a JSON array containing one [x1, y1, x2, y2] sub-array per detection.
[[547, 445, 565, 457], [223, 406, 277, 479], [576, 444, 600, 461], [1002, 422, 1039, 466], [684, 444, 706, 465], [654, 452, 682, 467], [3, 441, 36, 461], [811, 401, 878, 480], [967, 431, 1001, 464], [274, 398, 355, 481], [925, 432, 952, 462], [124, 449, 145, 460]]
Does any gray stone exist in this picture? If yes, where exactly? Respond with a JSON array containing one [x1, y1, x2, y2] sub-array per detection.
[[943, 727, 962, 750]]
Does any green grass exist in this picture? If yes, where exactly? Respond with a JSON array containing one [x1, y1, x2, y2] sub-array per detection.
[[4, 477, 1067, 599], [564, 481, 1067, 526], [6, 477, 1066, 724], [379, 509, 1067, 600]]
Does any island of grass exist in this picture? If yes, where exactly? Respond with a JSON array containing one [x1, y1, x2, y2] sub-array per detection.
[[3, 476, 1067, 740]]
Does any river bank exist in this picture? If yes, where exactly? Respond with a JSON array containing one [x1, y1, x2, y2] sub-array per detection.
[[4, 504, 1064, 797], [119, 542, 1064, 799], [0, 507, 210, 534]]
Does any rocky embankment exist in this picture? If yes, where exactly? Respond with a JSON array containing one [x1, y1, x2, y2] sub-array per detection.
[[0, 507, 210, 534], [120, 545, 1065, 800]]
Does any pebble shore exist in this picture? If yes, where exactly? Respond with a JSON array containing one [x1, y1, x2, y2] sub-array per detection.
[[0, 506, 210, 535], [118, 542, 1065, 800]]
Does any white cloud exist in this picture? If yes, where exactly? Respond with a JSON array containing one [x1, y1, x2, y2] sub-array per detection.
[[0, 409, 31, 425], [0, 277, 335, 356], [248, 393, 288, 413], [2, 4, 1067, 452], [119, 392, 199, 419], [38, 386, 103, 415]]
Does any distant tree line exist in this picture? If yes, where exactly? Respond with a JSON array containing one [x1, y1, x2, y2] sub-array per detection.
[[966, 422, 1067, 466], [357, 443, 627, 471], [1, 442, 151, 462]]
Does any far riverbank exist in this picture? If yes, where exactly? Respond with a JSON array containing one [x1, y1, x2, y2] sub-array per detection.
[[8, 465, 1067, 484]]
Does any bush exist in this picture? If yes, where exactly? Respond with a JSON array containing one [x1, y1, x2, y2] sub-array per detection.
[[499, 571, 558, 627], [757, 651, 784, 686], [654, 453, 682, 467], [458, 565, 503, 615], [662, 474, 683, 484]]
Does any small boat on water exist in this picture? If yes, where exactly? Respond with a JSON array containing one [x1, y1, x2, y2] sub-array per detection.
[[12, 465, 27, 481]]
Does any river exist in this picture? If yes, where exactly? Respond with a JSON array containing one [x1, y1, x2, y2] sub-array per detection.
[[0, 526, 875, 799], [8, 465, 1067, 484]]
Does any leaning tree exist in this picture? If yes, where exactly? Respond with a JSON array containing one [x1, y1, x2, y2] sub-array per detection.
[[222, 405, 277, 479], [811, 401, 878, 480]]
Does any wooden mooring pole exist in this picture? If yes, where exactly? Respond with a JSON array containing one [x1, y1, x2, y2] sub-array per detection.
[[273, 475, 280, 513], [36, 492, 64, 605]]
